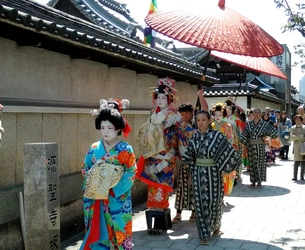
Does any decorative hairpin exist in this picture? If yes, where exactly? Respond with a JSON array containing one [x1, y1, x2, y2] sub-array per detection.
[[91, 98, 130, 118], [148, 78, 179, 102]]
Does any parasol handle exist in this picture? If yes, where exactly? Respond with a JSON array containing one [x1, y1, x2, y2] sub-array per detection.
[[196, 50, 211, 113], [235, 68, 246, 103]]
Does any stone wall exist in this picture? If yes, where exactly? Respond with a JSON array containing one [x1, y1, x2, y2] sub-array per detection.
[[0, 37, 198, 248]]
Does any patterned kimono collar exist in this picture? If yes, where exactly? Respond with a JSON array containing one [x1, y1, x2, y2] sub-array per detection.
[[226, 115, 236, 120], [198, 128, 212, 136], [151, 107, 170, 125]]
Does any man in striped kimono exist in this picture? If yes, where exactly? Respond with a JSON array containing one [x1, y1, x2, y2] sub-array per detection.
[[240, 108, 278, 188]]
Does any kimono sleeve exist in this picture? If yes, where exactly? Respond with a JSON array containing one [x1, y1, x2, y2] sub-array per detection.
[[182, 133, 197, 166], [225, 123, 234, 145], [112, 144, 137, 197], [213, 131, 241, 173], [266, 122, 278, 138], [240, 122, 250, 146]]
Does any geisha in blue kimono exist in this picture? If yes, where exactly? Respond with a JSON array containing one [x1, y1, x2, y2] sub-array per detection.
[[81, 99, 136, 250]]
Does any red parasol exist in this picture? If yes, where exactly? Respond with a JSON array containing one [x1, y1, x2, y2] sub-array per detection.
[[145, 0, 284, 57], [211, 50, 288, 80]]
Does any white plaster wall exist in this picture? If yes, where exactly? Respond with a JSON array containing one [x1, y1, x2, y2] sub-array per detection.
[[251, 98, 282, 111]]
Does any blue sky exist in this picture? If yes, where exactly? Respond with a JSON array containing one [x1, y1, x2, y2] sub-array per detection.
[[36, 0, 304, 88]]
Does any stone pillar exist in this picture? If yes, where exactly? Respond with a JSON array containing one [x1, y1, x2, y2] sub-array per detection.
[[23, 143, 60, 250]]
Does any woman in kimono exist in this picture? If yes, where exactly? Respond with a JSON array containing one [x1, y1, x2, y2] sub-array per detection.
[[182, 110, 241, 245], [136, 78, 181, 209], [289, 115, 305, 181], [211, 103, 234, 145], [278, 111, 292, 160], [240, 108, 278, 188], [81, 99, 136, 250], [211, 103, 236, 195], [223, 99, 243, 180]]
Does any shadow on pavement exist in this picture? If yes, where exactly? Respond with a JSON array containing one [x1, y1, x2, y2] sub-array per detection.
[[133, 228, 286, 250], [270, 227, 305, 249], [222, 201, 235, 212], [229, 184, 291, 197]]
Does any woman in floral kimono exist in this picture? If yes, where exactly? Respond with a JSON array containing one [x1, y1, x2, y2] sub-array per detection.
[[211, 103, 234, 144], [182, 110, 241, 245], [223, 99, 243, 180], [240, 108, 278, 188], [81, 99, 136, 250], [211, 103, 236, 195], [136, 78, 180, 209]]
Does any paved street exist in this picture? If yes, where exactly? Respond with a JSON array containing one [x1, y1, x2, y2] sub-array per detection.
[[62, 154, 305, 250]]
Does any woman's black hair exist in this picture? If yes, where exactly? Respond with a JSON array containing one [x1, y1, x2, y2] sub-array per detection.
[[280, 111, 287, 123], [225, 100, 236, 112], [215, 105, 223, 112], [196, 110, 211, 119], [152, 85, 173, 104], [179, 102, 194, 113], [262, 112, 270, 121], [95, 107, 125, 135], [240, 112, 246, 123]]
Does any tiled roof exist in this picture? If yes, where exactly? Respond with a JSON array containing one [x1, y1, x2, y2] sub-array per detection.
[[0, 0, 219, 86], [68, 0, 189, 59], [69, 0, 131, 36]]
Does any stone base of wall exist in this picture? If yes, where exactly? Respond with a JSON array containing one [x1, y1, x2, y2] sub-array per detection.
[[0, 179, 150, 250], [0, 220, 24, 250]]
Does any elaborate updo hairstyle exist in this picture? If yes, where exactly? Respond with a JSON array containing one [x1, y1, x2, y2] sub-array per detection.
[[93, 99, 131, 137], [225, 100, 236, 112], [152, 84, 174, 105], [215, 102, 224, 114], [95, 111, 125, 136], [223, 100, 236, 117], [151, 77, 178, 106]]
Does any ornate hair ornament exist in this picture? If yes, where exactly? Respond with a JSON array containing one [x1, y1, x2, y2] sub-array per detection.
[[91, 98, 130, 118], [215, 102, 224, 112], [211, 103, 216, 111], [91, 98, 132, 138], [149, 77, 178, 101]]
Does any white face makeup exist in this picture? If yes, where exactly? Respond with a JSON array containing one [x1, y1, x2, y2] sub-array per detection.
[[157, 93, 168, 110], [214, 111, 223, 123], [101, 120, 118, 142], [226, 106, 232, 116]]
